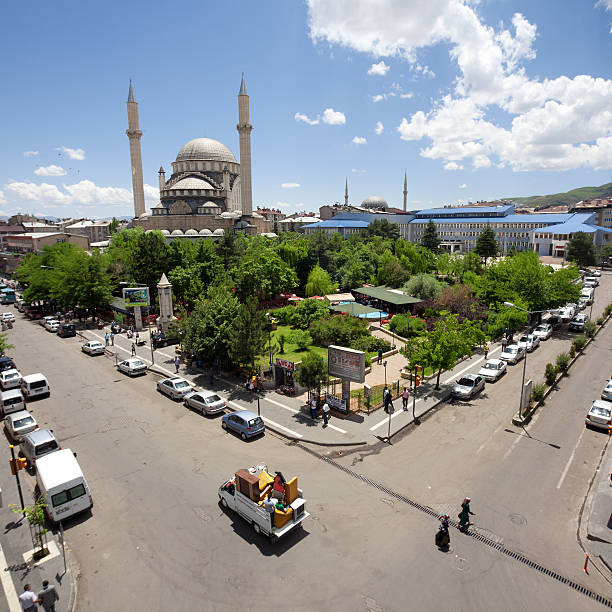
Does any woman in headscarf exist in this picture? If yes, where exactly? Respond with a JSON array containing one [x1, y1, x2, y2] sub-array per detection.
[[458, 497, 475, 531]]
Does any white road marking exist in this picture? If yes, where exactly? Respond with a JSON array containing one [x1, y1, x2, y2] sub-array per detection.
[[0, 543, 21, 612], [556, 428, 587, 489], [442, 345, 502, 385], [264, 397, 347, 434], [369, 396, 425, 431], [476, 419, 508, 455], [227, 401, 302, 438]]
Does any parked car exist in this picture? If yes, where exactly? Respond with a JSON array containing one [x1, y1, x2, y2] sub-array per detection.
[[601, 380, 612, 402], [117, 358, 147, 377], [451, 373, 485, 399], [559, 307, 574, 323], [577, 298, 588, 310], [184, 391, 226, 415], [221, 410, 265, 440], [585, 399, 612, 431], [545, 315, 562, 330], [44, 319, 61, 333], [0, 368, 22, 390], [0, 356, 16, 372], [1, 312, 15, 323], [20, 428, 60, 470], [569, 314, 589, 332], [477, 359, 507, 382], [584, 276, 599, 287], [15, 301, 25, 313], [4, 410, 38, 442], [81, 340, 105, 355], [518, 334, 536, 352], [500, 344, 525, 364], [151, 331, 179, 349], [39, 315, 55, 327], [592, 269, 601, 277], [57, 323, 76, 337], [157, 377, 193, 400], [533, 323, 552, 340]]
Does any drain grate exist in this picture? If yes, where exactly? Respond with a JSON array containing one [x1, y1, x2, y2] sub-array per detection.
[[299, 444, 612, 609]]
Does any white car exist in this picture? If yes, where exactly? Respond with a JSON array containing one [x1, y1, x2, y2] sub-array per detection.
[[157, 377, 194, 400], [39, 315, 55, 327], [1, 312, 15, 323], [592, 269, 601, 277], [117, 358, 147, 377], [585, 400, 612, 431], [532, 323, 552, 340], [577, 298, 588, 311], [44, 319, 61, 332], [518, 333, 539, 352], [184, 391, 226, 415], [81, 340, 106, 355], [0, 368, 22, 390], [451, 374, 485, 399], [477, 359, 507, 382], [4, 410, 38, 442], [601, 380, 612, 402], [559, 307, 574, 323], [500, 344, 525, 364]]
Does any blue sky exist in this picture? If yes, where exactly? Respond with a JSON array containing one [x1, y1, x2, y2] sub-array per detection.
[[1, 0, 612, 219]]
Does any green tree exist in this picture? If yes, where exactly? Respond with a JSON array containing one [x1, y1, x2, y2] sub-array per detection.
[[228, 300, 268, 369], [109, 217, 119, 234], [288, 329, 312, 350], [305, 264, 337, 297], [474, 226, 498, 263], [403, 274, 445, 301], [420, 220, 441, 253], [0, 332, 14, 355], [599, 243, 612, 263], [295, 351, 328, 398], [290, 298, 330, 329], [131, 231, 170, 300], [362, 219, 400, 242], [566, 232, 596, 268]]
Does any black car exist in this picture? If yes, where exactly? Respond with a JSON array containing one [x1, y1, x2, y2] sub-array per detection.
[[546, 316, 562, 330], [57, 323, 76, 337], [0, 356, 15, 372], [152, 332, 179, 349]]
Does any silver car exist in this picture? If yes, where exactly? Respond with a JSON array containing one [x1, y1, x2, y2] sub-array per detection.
[[184, 391, 226, 415], [4, 410, 38, 442], [451, 374, 485, 399], [532, 323, 552, 340], [500, 344, 525, 364], [82, 340, 106, 355], [602, 380, 612, 401], [157, 377, 194, 400], [585, 400, 612, 431], [518, 333, 539, 352], [117, 358, 147, 377], [477, 359, 507, 382], [44, 319, 61, 332]]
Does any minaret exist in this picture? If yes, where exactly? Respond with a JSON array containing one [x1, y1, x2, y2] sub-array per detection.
[[344, 177, 349, 206], [158, 166, 165, 192], [403, 170, 408, 212], [126, 80, 146, 218], [237, 73, 253, 217]]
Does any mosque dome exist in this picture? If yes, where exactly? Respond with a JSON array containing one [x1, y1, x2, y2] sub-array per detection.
[[168, 177, 214, 191], [161, 230, 170, 235], [171, 229, 184, 236], [362, 195, 388, 209], [185, 229, 198, 235], [176, 138, 237, 163], [199, 228, 213, 235], [212, 228, 225, 236]]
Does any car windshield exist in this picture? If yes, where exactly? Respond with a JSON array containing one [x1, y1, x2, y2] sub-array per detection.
[[175, 381, 190, 389], [131, 361, 144, 367], [506, 347, 517, 354], [520, 336, 529, 343], [535, 325, 546, 331], [457, 377, 474, 387], [482, 362, 496, 370], [14, 417, 34, 427], [248, 417, 263, 426], [205, 395, 222, 403], [591, 406, 611, 418], [5, 373, 18, 380]]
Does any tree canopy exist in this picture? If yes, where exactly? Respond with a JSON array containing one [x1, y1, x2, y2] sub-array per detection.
[[566, 232, 596, 268]]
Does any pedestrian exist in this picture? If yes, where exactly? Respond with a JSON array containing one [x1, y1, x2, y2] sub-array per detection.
[[310, 396, 318, 420], [402, 386, 410, 411], [37, 580, 59, 612], [131, 342, 136, 356], [501, 336, 507, 351], [174, 355, 180, 373], [322, 400, 330, 426], [104, 332, 109, 347], [18, 584, 37, 612], [384, 387, 393, 413], [458, 497, 475, 531], [484, 343, 489, 359], [377, 347, 383, 365], [252, 374, 258, 392], [135, 331, 140, 345], [110, 332, 114, 346]]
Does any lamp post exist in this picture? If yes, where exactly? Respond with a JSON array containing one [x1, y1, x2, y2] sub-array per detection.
[[589, 285, 596, 322], [383, 360, 387, 387]]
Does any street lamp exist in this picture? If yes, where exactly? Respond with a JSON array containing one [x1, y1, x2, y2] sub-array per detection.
[[589, 286, 596, 322], [383, 360, 387, 387]]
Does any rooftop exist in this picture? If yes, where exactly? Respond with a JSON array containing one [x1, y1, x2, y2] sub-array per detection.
[[353, 285, 422, 306], [302, 219, 369, 229]]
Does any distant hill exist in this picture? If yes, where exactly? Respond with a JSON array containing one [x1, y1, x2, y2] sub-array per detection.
[[505, 182, 612, 209]]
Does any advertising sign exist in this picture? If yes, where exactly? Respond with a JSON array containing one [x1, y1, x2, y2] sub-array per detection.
[[327, 394, 347, 414], [328, 345, 366, 383], [123, 287, 150, 308], [276, 358, 295, 371]]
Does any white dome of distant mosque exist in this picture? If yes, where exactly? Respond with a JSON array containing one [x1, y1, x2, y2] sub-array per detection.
[[362, 195, 388, 209], [168, 177, 214, 191], [175, 138, 237, 163]]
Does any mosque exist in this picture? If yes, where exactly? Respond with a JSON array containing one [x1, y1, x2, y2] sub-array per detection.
[[127, 75, 269, 237]]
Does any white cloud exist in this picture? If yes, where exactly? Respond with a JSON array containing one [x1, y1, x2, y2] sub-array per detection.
[[308, 0, 612, 171], [58, 146, 85, 160], [143, 184, 160, 202], [399, 93, 413, 99], [368, 61, 390, 75], [371, 82, 412, 103], [375, 121, 384, 135], [281, 182, 301, 188], [444, 162, 464, 170], [34, 165, 67, 177], [351, 168, 367, 173], [294, 112, 320, 125], [458, 183, 467, 188], [596, 0, 612, 11], [352, 136, 367, 145], [322, 108, 346, 125], [23, 151, 39, 157], [0, 191, 5, 204], [276, 201, 291, 208]]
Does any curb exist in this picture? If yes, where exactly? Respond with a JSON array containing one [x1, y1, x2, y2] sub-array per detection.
[[387, 389, 452, 441]]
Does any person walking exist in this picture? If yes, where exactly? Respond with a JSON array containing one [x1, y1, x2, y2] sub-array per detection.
[[402, 386, 410, 411], [37, 580, 59, 612], [377, 347, 383, 365], [104, 332, 109, 347], [174, 356, 180, 373], [110, 332, 114, 346], [18, 584, 37, 612], [131, 342, 136, 356], [383, 387, 393, 413], [135, 331, 140, 345], [310, 396, 318, 420], [322, 400, 330, 426], [484, 343, 489, 359], [501, 336, 507, 351], [458, 497, 475, 531]]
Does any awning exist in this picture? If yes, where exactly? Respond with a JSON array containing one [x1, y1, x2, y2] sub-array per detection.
[[353, 286, 421, 306]]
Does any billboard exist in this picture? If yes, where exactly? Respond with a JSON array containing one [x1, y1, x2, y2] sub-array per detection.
[[123, 287, 150, 308], [328, 345, 366, 383]]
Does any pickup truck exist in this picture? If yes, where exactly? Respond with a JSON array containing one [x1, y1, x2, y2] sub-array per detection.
[[218, 464, 309, 542]]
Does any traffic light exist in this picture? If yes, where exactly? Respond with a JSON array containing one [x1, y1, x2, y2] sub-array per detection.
[[9, 458, 15, 475], [415, 376, 422, 387], [17, 458, 27, 470]]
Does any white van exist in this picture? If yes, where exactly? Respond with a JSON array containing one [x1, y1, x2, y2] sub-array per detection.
[[35, 449, 92, 523], [581, 287, 594, 304], [0, 388, 26, 416], [21, 373, 50, 399]]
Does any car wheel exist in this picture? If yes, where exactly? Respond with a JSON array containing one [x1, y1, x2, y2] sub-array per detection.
[[241, 432, 248, 441], [222, 421, 228, 430], [220, 497, 228, 509], [253, 523, 261, 535]]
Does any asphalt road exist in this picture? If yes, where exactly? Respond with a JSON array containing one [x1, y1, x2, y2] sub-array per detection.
[[1, 300, 609, 610]]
